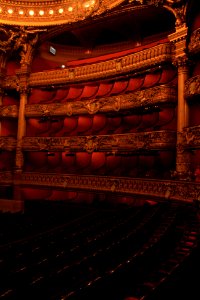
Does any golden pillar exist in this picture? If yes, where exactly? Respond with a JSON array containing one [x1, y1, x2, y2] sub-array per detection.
[[13, 68, 30, 200], [169, 25, 191, 180]]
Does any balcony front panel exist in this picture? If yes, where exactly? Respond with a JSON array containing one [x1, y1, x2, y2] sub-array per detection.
[[22, 131, 176, 153], [17, 172, 199, 203]]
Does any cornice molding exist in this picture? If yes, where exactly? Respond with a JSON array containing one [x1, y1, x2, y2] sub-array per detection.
[[22, 131, 176, 153], [25, 85, 177, 117], [15, 172, 200, 202], [185, 75, 200, 99]]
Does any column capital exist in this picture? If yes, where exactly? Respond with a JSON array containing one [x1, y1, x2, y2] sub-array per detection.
[[168, 24, 188, 65]]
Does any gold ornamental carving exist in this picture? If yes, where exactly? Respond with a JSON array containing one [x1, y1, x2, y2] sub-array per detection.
[[22, 131, 176, 152], [0, 137, 16, 150], [0, 171, 13, 184], [25, 85, 177, 117], [182, 126, 200, 149], [0, 105, 18, 117], [20, 172, 200, 203], [188, 28, 200, 54], [185, 75, 200, 99]]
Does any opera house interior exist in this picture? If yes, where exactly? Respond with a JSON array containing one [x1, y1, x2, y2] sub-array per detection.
[[0, 0, 200, 299]]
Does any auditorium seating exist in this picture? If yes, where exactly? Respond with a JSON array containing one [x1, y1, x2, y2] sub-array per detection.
[[0, 200, 199, 300]]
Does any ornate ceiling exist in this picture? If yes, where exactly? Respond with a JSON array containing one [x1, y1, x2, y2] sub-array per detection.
[[0, 0, 187, 27], [0, 0, 126, 26]]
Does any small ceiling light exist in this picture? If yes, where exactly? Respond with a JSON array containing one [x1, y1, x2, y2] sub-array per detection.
[[29, 10, 34, 16], [61, 65, 66, 69], [49, 9, 54, 15], [8, 9, 13, 14], [19, 10, 24, 15], [58, 8, 64, 14], [39, 10, 44, 16], [83, 2, 90, 8], [68, 6, 73, 12]]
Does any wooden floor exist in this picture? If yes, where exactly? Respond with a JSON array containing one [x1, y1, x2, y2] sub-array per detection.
[[0, 200, 199, 300]]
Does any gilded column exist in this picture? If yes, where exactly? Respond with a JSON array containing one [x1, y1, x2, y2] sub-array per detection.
[[169, 24, 191, 180], [13, 68, 29, 200]]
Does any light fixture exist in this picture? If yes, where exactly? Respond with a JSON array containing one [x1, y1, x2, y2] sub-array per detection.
[[58, 8, 64, 14], [29, 10, 34, 16], [39, 10, 44, 16]]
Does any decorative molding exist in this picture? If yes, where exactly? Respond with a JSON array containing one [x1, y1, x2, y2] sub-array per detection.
[[22, 131, 176, 152], [16, 172, 200, 202], [0, 171, 13, 184], [168, 24, 188, 64], [188, 28, 200, 55], [25, 85, 177, 117], [0, 137, 17, 150], [182, 126, 200, 149], [185, 75, 200, 99], [0, 105, 18, 117]]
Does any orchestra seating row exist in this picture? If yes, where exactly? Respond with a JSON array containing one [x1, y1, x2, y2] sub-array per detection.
[[0, 200, 199, 300]]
